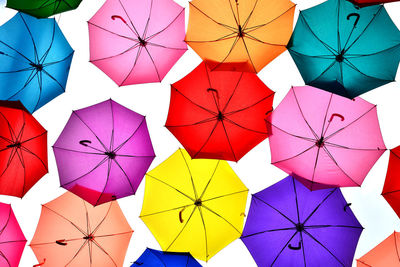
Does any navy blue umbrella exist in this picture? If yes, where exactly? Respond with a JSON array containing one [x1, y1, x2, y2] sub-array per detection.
[[131, 248, 202, 267]]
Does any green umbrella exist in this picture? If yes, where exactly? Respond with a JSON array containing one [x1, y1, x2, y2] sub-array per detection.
[[6, 0, 83, 18]]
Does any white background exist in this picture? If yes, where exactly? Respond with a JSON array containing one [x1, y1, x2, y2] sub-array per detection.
[[0, 0, 399, 266]]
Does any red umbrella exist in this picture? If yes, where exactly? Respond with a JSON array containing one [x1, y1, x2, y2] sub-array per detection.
[[0, 101, 47, 197], [165, 62, 274, 161], [382, 146, 400, 218]]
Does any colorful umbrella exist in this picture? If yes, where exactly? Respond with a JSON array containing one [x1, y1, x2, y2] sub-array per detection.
[[348, 0, 399, 7], [357, 232, 400, 266], [0, 13, 74, 113], [266, 86, 386, 190], [140, 149, 248, 261], [382, 146, 400, 219], [166, 61, 274, 162], [241, 176, 363, 267], [53, 99, 155, 206], [30, 191, 133, 266], [88, 0, 187, 86], [0, 203, 26, 267], [0, 100, 47, 198], [287, 0, 400, 99], [131, 248, 202, 267], [185, 0, 295, 73], [6, 0, 83, 18]]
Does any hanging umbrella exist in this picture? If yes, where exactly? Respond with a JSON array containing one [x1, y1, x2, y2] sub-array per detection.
[[241, 176, 363, 266], [357, 232, 400, 266], [266, 86, 386, 190], [382, 146, 400, 219], [140, 148, 248, 261], [287, 0, 400, 99], [0, 203, 26, 267], [131, 248, 202, 267], [6, 0, 83, 18], [30, 191, 133, 266], [348, 0, 399, 8], [185, 0, 295, 73], [0, 100, 48, 197], [0, 12, 74, 113], [88, 0, 187, 86], [53, 99, 155, 206], [166, 61, 274, 162]]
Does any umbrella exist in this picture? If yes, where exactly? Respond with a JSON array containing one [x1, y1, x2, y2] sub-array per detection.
[[0, 203, 27, 267], [88, 0, 187, 86], [140, 148, 248, 261], [348, 0, 399, 8], [287, 0, 400, 99], [241, 176, 363, 267], [6, 0, 83, 18], [30, 191, 133, 266], [131, 248, 202, 267], [382, 146, 400, 219], [357, 231, 400, 266], [0, 12, 74, 113], [165, 61, 274, 162], [185, 0, 295, 73], [266, 86, 386, 190], [0, 100, 48, 197], [53, 99, 155, 206]]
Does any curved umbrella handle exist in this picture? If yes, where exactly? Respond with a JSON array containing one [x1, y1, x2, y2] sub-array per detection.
[[207, 88, 219, 99], [347, 13, 360, 27], [328, 113, 345, 122], [79, 140, 92, 147], [179, 207, 186, 223], [56, 239, 67, 246], [265, 109, 273, 117], [111, 15, 127, 24], [288, 242, 302, 250], [33, 259, 46, 267], [344, 203, 352, 211]]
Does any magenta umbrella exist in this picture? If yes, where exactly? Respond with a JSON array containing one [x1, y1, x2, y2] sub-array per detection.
[[266, 86, 386, 190], [53, 99, 155, 206], [88, 0, 187, 86], [0, 203, 26, 267]]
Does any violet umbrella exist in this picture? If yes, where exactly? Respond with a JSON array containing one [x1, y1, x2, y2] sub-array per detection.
[[88, 0, 187, 86], [53, 99, 155, 206], [266, 86, 386, 190], [241, 176, 363, 267]]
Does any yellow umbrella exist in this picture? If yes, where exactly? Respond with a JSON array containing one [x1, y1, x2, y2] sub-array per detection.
[[140, 149, 248, 261]]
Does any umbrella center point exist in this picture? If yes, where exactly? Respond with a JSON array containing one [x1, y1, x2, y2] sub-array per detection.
[[316, 137, 324, 147], [138, 37, 147, 46], [335, 51, 345, 62], [7, 142, 21, 148], [295, 223, 305, 232], [105, 151, 116, 159], [238, 25, 244, 37], [194, 199, 202, 206], [83, 234, 94, 241], [217, 111, 225, 121], [30, 63, 43, 71]]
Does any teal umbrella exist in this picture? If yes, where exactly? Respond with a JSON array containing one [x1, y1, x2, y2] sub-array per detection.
[[287, 0, 400, 99]]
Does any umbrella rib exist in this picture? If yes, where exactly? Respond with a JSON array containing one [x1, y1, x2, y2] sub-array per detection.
[[93, 231, 133, 239], [201, 204, 241, 234], [210, 36, 240, 72], [109, 100, 115, 151], [271, 231, 299, 266], [244, 33, 286, 47], [65, 240, 88, 266], [94, 159, 112, 206], [73, 112, 108, 151], [117, 0, 141, 37], [16, 148, 27, 196], [113, 158, 136, 194], [241, 37, 257, 72], [227, 0, 239, 27], [0, 240, 26, 245], [221, 72, 243, 113], [92, 239, 118, 266], [292, 88, 319, 140], [225, 117, 267, 135], [307, 60, 337, 87], [6, 70, 38, 101], [244, 5, 295, 32], [0, 67, 35, 74], [92, 202, 114, 235], [172, 86, 218, 116], [166, 206, 197, 250], [241, 227, 297, 239], [346, 43, 400, 58], [252, 195, 297, 225], [146, 8, 185, 41], [242, 0, 260, 29], [146, 42, 187, 50], [185, 33, 237, 44], [120, 45, 144, 86], [42, 205, 87, 235], [20, 145, 47, 171], [271, 144, 316, 165], [0, 148, 19, 179], [225, 92, 274, 116], [324, 141, 385, 151], [0, 40, 33, 64], [299, 231, 307, 267], [302, 189, 337, 225], [87, 22, 135, 42], [0, 207, 11, 236], [310, 147, 322, 189], [320, 93, 333, 137], [199, 161, 220, 200], [43, 52, 74, 67], [61, 157, 108, 187], [166, 117, 218, 128], [83, 200, 91, 234], [0, 250, 11, 267], [142, 0, 153, 40], [19, 14, 39, 63], [343, 59, 394, 83], [198, 207, 209, 261], [193, 120, 220, 159], [292, 177, 301, 225], [114, 117, 146, 152], [201, 189, 249, 203], [179, 149, 199, 199], [142, 45, 161, 82], [221, 120, 237, 161], [188, 3, 237, 32], [52, 146, 105, 156], [90, 43, 140, 63], [356, 259, 372, 267], [0, 112, 17, 140], [42, 69, 66, 92], [305, 225, 363, 229], [33, 69, 43, 112], [40, 20, 56, 63], [29, 237, 86, 246], [146, 174, 195, 201], [148, 249, 169, 267], [394, 232, 400, 263], [288, 49, 334, 59], [140, 204, 194, 218]]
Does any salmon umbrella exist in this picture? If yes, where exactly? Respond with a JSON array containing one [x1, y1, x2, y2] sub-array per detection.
[[287, 0, 400, 99], [140, 149, 248, 261], [382, 146, 400, 219], [266, 86, 386, 190], [131, 248, 202, 267], [0, 100, 47, 197], [357, 232, 400, 266], [88, 0, 187, 86], [185, 0, 296, 73], [166, 61, 274, 162], [0, 203, 27, 267], [30, 191, 133, 267], [241, 176, 363, 267], [53, 99, 155, 206], [6, 0, 83, 18]]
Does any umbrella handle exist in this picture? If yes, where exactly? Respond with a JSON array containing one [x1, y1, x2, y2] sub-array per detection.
[[111, 15, 127, 24], [347, 13, 360, 27], [288, 242, 302, 250], [265, 109, 273, 117], [328, 113, 344, 122], [79, 140, 92, 147], [207, 88, 219, 99], [179, 207, 186, 223], [344, 203, 352, 211], [33, 259, 46, 266], [56, 239, 67, 246], [133, 262, 143, 265]]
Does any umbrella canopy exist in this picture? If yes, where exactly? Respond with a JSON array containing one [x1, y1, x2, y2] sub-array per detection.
[[30, 191, 133, 266], [0, 100, 48, 197], [185, 0, 295, 73], [6, 0, 82, 18], [131, 248, 202, 267], [348, 0, 399, 7], [53, 99, 155, 206], [166, 61, 274, 162], [0, 203, 26, 267], [266, 86, 386, 190], [241, 176, 363, 267], [88, 0, 187, 86], [382, 146, 400, 219], [287, 0, 400, 99], [357, 232, 400, 266], [140, 149, 248, 261], [0, 12, 74, 113]]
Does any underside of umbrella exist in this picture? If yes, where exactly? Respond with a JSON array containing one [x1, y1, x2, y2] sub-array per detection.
[[6, 0, 83, 18]]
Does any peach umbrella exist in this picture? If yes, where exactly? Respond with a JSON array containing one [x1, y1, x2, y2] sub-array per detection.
[[357, 232, 400, 266]]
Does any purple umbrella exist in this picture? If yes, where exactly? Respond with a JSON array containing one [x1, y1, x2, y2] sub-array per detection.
[[53, 99, 155, 206], [241, 176, 362, 266]]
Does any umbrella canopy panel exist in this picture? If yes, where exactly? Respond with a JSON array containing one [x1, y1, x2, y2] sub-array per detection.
[[357, 232, 400, 266], [6, 0, 83, 18], [348, 0, 399, 8], [382, 146, 400, 219], [131, 248, 202, 267]]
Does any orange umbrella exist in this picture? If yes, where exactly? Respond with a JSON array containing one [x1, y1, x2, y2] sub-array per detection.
[[30, 192, 133, 266], [185, 0, 296, 73], [357, 232, 400, 267]]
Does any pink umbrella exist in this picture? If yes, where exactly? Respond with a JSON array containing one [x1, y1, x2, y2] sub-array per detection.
[[266, 86, 386, 190], [0, 203, 26, 267], [88, 0, 187, 86]]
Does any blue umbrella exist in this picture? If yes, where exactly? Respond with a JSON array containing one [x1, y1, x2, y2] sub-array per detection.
[[131, 248, 202, 267], [0, 12, 73, 113], [287, 0, 400, 99]]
